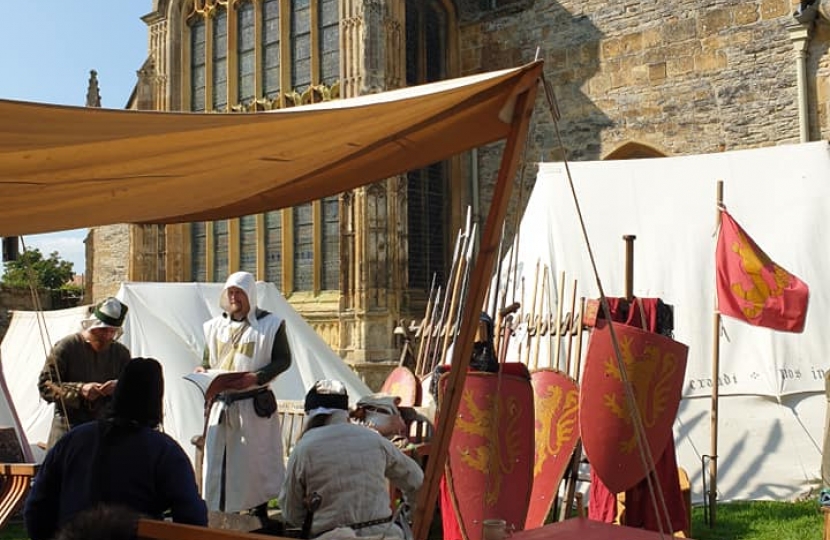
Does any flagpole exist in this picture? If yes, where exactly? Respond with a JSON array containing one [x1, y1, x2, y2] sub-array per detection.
[[709, 180, 724, 527]]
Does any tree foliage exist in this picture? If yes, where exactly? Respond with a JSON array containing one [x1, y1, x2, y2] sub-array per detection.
[[1, 249, 75, 290]]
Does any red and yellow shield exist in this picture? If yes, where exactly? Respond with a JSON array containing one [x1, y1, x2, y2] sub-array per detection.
[[579, 321, 688, 494], [380, 366, 421, 407], [442, 371, 534, 540], [525, 369, 580, 529]]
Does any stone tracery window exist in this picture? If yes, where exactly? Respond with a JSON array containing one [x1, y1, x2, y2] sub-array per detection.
[[185, 0, 340, 292], [406, 0, 455, 291]]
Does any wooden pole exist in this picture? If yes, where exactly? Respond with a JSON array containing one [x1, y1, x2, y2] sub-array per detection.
[[532, 264, 549, 370], [554, 270, 566, 372], [564, 279, 578, 369], [411, 76, 539, 540], [623, 234, 636, 301], [524, 259, 541, 365], [571, 297, 586, 380], [709, 180, 724, 527], [414, 277, 438, 377], [490, 220, 508, 318]]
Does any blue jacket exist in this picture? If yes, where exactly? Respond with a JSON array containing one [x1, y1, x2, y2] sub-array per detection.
[[24, 420, 207, 540]]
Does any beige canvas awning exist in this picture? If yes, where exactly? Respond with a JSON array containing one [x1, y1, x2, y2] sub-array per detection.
[[1, 61, 544, 540], [0, 62, 541, 237]]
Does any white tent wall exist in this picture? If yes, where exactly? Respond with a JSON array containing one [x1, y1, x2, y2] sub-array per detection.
[[0, 282, 372, 464], [0, 305, 91, 461], [501, 141, 830, 502]]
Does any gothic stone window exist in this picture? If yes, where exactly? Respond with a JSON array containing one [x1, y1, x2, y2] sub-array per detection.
[[406, 0, 455, 291], [185, 0, 340, 293]]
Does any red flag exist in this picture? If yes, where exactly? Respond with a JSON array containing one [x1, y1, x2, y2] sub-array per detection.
[[716, 209, 809, 332]]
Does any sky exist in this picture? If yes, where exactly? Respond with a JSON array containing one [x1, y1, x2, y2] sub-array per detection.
[[0, 2, 149, 276]]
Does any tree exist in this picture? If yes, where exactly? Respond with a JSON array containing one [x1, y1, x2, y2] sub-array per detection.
[[1, 249, 75, 290]]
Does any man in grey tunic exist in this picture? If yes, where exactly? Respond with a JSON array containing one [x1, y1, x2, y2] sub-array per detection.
[[38, 297, 131, 448]]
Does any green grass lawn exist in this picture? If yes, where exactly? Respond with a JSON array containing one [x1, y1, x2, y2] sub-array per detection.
[[1, 501, 824, 539], [689, 500, 823, 540]]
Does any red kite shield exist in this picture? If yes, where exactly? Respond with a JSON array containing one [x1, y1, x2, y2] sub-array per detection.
[[579, 321, 688, 494], [380, 366, 421, 407], [525, 369, 580, 529], [442, 371, 534, 540]]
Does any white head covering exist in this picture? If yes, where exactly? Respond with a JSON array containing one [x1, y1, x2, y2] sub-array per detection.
[[81, 297, 128, 337], [219, 271, 259, 326]]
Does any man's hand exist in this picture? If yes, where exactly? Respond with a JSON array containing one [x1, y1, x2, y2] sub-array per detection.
[[194, 366, 207, 373], [80, 383, 102, 401], [226, 372, 258, 390], [99, 380, 117, 397]]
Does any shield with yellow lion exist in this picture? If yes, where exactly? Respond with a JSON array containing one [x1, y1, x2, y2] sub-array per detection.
[[441, 369, 534, 540], [524, 368, 580, 529], [579, 321, 688, 494]]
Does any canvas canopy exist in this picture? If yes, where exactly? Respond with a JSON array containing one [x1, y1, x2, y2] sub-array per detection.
[[0, 281, 372, 463], [500, 141, 830, 502], [0, 62, 540, 237], [0, 63, 542, 540]]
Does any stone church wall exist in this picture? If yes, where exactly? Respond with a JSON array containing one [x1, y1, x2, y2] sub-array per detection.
[[461, 0, 806, 230]]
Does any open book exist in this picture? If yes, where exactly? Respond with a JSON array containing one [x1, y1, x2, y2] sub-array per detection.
[[183, 370, 250, 404]]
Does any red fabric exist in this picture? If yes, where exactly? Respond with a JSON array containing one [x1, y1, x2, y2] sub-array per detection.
[[586, 297, 688, 534], [622, 438, 687, 532], [716, 209, 809, 332], [587, 473, 617, 522], [440, 476, 463, 540]]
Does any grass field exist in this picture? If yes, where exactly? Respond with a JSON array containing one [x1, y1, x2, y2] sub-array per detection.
[[689, 500, 822, 540], [1, 500, 824, 539]]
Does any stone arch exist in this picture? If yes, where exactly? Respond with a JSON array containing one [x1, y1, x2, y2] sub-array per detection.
[[604, 141, 667, 160]]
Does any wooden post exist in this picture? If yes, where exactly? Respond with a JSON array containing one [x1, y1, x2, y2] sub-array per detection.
[[554, 270, 566, 372], [411, 74, 539, 540], [623, 235, 636, 301], [709, 180, 724, 527]]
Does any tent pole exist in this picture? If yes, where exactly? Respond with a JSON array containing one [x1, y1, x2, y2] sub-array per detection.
[[709, 180, 724, 527], [623, 234, 636, 301], [411, 81, 539, 540]]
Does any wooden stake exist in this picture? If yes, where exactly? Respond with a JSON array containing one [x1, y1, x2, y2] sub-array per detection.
[[709, 180, 724, 527], [411, 75, 539, 540], [524, 258, 541, 366], [564, 279, 578, 370], [554, 270, 566, 372], [532, 264, 549, 370]]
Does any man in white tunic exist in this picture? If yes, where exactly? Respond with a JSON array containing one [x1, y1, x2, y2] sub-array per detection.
[[200, 272, 291, 519]]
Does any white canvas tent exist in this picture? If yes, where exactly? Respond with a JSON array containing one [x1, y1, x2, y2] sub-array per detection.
[[0, 281, 372, 463], [500, 140, 830, 502]]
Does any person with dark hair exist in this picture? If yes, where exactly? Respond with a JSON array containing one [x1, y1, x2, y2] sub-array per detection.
[[280, 380, 423, 539], [55, 504, 141, 540], [199, 271, 291, 519], [24, 358, 207, 540], [38, 297, 132, 448]]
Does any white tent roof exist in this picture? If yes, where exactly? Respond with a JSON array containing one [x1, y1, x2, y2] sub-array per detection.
[[502, 141, 830, 502], [0, 281, 372, 463]]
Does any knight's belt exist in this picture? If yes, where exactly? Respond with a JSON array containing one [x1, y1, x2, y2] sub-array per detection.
[[348, 515, 394, 530]]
